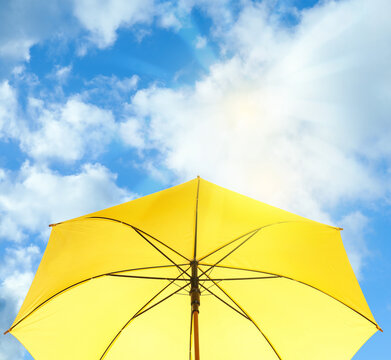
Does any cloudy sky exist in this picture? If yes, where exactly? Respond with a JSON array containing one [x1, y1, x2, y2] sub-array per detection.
[[0, 0, 390, 358]]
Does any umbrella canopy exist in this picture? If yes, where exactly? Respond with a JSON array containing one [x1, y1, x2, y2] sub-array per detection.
[[5, 177, 381, 360]]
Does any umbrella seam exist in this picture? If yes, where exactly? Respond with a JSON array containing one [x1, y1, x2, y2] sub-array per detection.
[[87, 216, 191, 262], [198, 220, 341, 262], [193, 176, 201, 260]]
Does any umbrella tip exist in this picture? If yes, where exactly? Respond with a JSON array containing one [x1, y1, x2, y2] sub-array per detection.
[[3, 329, 10, 335], [337, 227, 343, 231], [197, 175, 200, 179], [377, 325, 383, 332]]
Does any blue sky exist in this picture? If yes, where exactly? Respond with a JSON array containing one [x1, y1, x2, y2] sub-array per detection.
[[0, 0, 390, 359]]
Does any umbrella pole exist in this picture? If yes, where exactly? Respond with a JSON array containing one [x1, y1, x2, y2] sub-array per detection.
[[190, 260, 200, 360], [193, 310, 200, 360]]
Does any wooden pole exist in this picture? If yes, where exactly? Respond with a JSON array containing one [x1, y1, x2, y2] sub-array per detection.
[[190, 260, 200, 360], [193, 310, 200, 360]]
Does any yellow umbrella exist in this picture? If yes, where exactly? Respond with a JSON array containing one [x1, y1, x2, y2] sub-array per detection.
[[5, 177, 381, 359]]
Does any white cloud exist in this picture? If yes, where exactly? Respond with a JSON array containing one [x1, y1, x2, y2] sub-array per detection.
[[73, 0, 156, 48], [0, 162, 132, 241], [0, 245, 40, 310], [20, 97, 117, 163], [82, 74, 139, 103], [177, 0, 234, 31], [195, 36, 207, 49], [0, 81, 18, 139], [53, 65, 72, 83], [0, 245, 41, 360], [156, 1, 182, 30], [72, 0, 237, 49], [0, 39, 35, 62], [338, 211, 370, 280], [124, 0, 391, 275], [0, 0, 235, 67], [0, 0, 185, 66], [0, 1, 72, 64], [112, 75, 139, 92], [0, 78, 139, 164], [120, 117, 146, 149], [0, 77, 143, 166]]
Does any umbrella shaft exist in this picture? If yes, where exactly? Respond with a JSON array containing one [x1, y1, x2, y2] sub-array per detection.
[[190, 260, 200, 359], [193, 310, 200, 360], [190, 261, 200, 312]]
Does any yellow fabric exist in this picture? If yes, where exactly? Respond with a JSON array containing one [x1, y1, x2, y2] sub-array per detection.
[[13, 219, 183, 326], [200, 222, 374, 324], [73, 178, 198, 259], [9, 177, 380, 360], [204, 276, 376, 360]]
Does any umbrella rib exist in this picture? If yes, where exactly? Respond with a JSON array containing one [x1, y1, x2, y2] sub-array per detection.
[[198, 220, 339, 262], [102, 285, 190, 360], [201, 264, 382, 332], [199, 275, 281, 281], [4, 264, 188, 335], [131, 226, 191, 279], [203, 274, 282, 360], [198, 282, 250, 321], [198, 229, 261, 278], [100, 275, 190, 360], [132, 283, 190, 319], [199, 279, 222, 293], [198, 227, 261, 262], [105, 274, 282, 282], [108, 274, 192, 281], [87, 216, 191, 262], [200, 264, 283, 277], [199, 265, 214, 292], [176, 256, 192, 283]]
